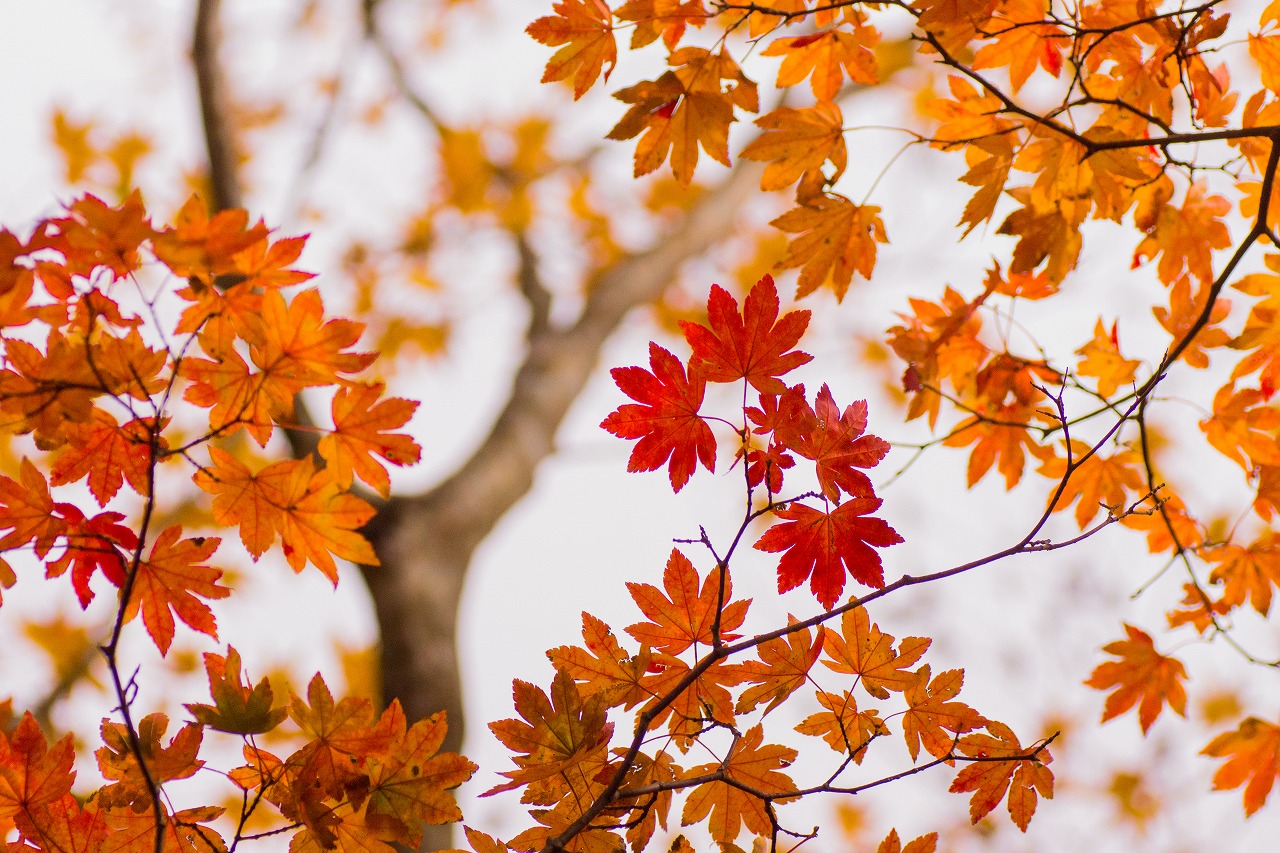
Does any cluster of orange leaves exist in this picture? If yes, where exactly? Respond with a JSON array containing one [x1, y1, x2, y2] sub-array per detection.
[[0, 193, 476, 853], [527, 0, 1280, 827]]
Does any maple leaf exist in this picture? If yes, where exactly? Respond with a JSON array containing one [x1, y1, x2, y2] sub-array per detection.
[[1153, 275, 1231, 369], [317, 382, 421, 497], [615, 0, 708, 50], [55, 192, 154, 280], [269, 459, 379, 583], [0, 713, 75, 820], [231, 233, 314, 290], [680, 725, 797, 844], [122, 525, 229, 655], [601, 342, 716, 492], [1076, 319, 1141, 397], [50, 412, 161, 506], [795, 689, 887, 761], [625, 549, 749, 654], [900, 666, 985, 761], [679, 274, 812, 394], [774, 384, 890, 501], [151, 195, 268, 283], [1131, 180, 1231, 284], [949, 721, 1053, 831], [185, 646, 288, 735], [47, 507, 139, 610], [96, 713, 203, 810], [1084, 624, 1187, 734], [1204, 536, 1280, 615], [761, 21, 879, 101], [1201, 385, 1280, 471], [181, 347, 278, 446], [730, 623, 825, 716], [528, 1, 616, 99], [194, 447, 289, 559], [366, 712, 476, 843], [821, 605, 930, 699], [1202, 716, 1280, 816], [739, 103, 847, 191], [550, 612, 652, 709], [638, 652, 741, 747], [0, 458, 68, 560], [252, 288, 375, 404], [1036, 441, 1145, 528], [754, 497, 903, 608], [607, 47, 756, 185], [485, 670, 612, 801], [971, 0, 1065, 93], [614, 750, 678, 852], [771, 195, 887, 301]]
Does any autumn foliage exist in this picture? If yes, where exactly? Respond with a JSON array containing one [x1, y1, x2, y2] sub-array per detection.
[[12, 0, 1280, 852]]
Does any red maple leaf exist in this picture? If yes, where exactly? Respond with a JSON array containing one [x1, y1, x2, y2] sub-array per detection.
[[680, 274, 812, 394], [777, 384, 890, 501], [601, 342, 715, 491], [754, 498, 903, 608]]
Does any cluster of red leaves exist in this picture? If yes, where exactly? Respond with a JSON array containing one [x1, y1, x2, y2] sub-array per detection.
[[603, 274, 900, 608]]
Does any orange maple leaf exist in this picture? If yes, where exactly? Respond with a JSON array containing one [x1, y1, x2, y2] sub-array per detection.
[[366, 712, 476, 842], [96, 713, 203, 810], [795, 689, 887, 761], [615, 0, 709, 50], [680, 725, 797, 844], [607, 47, 756, 186], [485, 670, 612, 800], [970, 0, 1065, 93], [194, 448, 289, 558], [771, 195, 887, 301], [1202, 715, 1280, 816], [50, 412, 162, 506], [528, 0, 616, 99], [549, 612, 652, 709], [949, 720, 1053, 831], [317, 382, 421, 497], [253, 288, 375, 404], [0, 712, 75, 820], [1075, 319, 1142, 398], [1084, 623, 1187, 733], [1200, 385, 1280, 471], [900, 666, 985, 761], [185, 646, 288, 735], [820, 605, 930, 699], [761, 22, 879, 101], [1204, 536, 1280, 615], [123, 525, 229, 655], [1131, 180, 1231, 284], [1036, 441, 1145, 528], [875, 828, 939, 853], [625, 549, 749, 654], [740, 103, 847, 191], [730, 623, 826, 716]]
